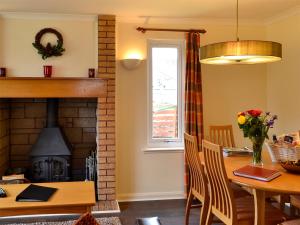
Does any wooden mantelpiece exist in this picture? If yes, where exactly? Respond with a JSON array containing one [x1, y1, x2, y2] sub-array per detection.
[[0, 77, 107, 98]]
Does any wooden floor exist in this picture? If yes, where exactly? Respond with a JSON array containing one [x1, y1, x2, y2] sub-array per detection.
[[0, 199, 293, 224], [119, 199, 300, 225], [119, 199, 221, 225]]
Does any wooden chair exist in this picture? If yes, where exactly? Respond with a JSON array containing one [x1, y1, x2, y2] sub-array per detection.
[[202, 140, 288, 225], [209, 125, 235, 147], [209, 125, 252, 197], [184, 133, 209, 225], [290, 195, 300, 216]]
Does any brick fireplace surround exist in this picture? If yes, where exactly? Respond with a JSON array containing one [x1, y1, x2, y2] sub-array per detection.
[[0, 15, 116, 205]]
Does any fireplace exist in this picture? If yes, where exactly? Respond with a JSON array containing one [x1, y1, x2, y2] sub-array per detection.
[[30, 99, 71, 182], [3, 97, 98, 182], [0, 77, 116, 202], [0, 15, 117, 208], [0, 79, 116, 205]]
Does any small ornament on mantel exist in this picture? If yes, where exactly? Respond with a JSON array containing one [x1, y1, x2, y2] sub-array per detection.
[[88, 68, 95, 78], [32, 28, 65, 60], [43, 65, 52, 78], [0, 68, 6, 77]]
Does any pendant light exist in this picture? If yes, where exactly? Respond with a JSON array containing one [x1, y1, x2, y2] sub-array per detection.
[[200, 0, 282, 65]]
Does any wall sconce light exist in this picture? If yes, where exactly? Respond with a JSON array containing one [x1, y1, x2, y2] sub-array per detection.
[[120, 52, 143, 70], [121, 58, 142, 70]]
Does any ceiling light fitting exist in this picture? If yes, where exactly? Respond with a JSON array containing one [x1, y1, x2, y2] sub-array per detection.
[[199, 0, 282, 65]]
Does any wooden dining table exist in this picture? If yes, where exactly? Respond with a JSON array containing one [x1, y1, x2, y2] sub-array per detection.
[[199, 150, 300, 225]]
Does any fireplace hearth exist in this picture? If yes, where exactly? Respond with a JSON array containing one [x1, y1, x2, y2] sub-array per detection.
[[30, 99, 71, 182]]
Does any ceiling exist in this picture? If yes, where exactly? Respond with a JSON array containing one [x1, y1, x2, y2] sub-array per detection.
[[0, 0, 299, 21]]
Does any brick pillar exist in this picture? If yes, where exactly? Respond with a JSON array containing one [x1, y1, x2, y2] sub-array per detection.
[[96, 15, 116, 201], [98, 15, 116, 79]]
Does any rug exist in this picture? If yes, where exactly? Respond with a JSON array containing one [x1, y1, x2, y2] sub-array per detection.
[[3, 217, 121, 225]]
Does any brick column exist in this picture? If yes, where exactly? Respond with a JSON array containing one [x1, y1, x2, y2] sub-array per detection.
[[96, 15, 116, 201], [98, 15, 115, 79]]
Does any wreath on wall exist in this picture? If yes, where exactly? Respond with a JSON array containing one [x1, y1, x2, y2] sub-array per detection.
[[32, 28, 65, 60]]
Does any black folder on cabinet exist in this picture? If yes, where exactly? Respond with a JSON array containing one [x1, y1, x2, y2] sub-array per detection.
[[16, 184, 57, 202]]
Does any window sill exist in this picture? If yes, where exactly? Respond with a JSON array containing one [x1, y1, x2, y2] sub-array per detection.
[[142, 147, 184, 153]]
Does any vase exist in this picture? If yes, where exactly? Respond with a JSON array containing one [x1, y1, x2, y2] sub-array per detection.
[[252, 137, 265, 166]]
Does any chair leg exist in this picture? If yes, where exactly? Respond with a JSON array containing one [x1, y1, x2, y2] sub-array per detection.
[[279, 194, 290, 210], [205, 204, 213, 225], [199, 198, 208, 225], [185, 189, 193, 225], [290, 204, 298, 217]]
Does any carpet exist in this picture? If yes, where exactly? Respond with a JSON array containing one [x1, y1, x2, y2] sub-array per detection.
[[3, 217, 121, 225]]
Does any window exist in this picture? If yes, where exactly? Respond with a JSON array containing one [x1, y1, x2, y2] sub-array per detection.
[[147, 39, 185, 148]]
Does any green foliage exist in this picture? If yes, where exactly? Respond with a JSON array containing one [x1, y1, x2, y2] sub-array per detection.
[[32, 40, 65, 60]]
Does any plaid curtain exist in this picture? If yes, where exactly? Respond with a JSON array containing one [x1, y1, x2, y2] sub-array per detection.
[[185, 32, 204, 147], [184, 32, 204, 196]]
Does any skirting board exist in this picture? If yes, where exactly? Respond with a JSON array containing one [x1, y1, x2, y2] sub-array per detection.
[[117, 191, 185, 202]]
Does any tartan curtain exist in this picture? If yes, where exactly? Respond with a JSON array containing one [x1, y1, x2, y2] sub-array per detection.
[[184, 32, 204, 196], [185, 32, 204, 147]]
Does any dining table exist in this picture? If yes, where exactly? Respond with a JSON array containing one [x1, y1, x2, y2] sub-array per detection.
[[199, 150, 300, 225]]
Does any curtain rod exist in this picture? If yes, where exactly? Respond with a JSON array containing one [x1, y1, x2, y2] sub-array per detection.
[[136, 27, 206, 34]]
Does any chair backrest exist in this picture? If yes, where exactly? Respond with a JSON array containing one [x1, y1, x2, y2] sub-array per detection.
[[184, 133, 208, 201], [202, 140, 236, 225], [209, 125, 235, 148]]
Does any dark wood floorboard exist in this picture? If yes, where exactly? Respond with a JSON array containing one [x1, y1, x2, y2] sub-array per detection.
[[119, 199, 221, 225]]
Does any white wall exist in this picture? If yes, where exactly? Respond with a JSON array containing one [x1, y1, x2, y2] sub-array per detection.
[[0, 18, 3, 66], [0, 14, 97, 77], [266, 11, 300, 135], [116, 21, 267, 201]]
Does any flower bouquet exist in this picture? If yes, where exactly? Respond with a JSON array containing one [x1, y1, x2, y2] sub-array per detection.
[[237, 109, 277, 166]]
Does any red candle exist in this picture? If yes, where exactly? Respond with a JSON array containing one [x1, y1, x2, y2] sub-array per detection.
[[43, 65, 52, 77]]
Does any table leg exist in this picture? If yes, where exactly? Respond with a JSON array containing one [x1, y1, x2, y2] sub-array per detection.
[[253, 189, 266, 225], [86, 206, 91, 213]]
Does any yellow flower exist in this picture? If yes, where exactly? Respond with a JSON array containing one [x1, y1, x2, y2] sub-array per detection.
[[238, 115, 246, 125]]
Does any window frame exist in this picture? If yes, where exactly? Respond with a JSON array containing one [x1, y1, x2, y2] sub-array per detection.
[[147, 39, 185, 148]]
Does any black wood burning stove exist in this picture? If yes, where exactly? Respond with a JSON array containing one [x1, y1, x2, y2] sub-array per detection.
[[30, 99, 71, 182]]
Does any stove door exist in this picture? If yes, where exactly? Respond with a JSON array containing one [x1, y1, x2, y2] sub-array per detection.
[[31, 157, 50, 182], [50, 156, 70, 181]]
